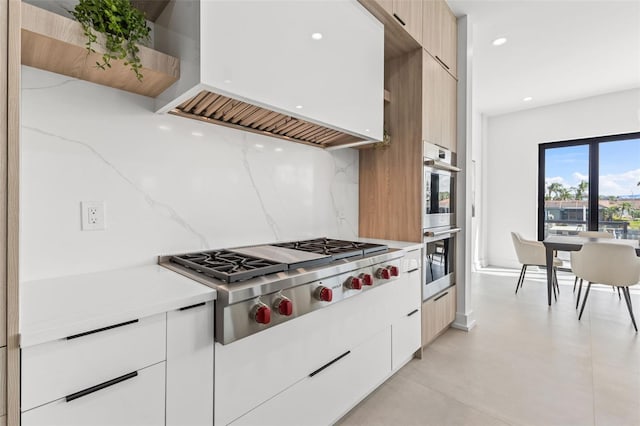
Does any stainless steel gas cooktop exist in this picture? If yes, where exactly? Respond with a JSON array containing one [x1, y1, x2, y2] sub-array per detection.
[[159, 238, 404, 344]]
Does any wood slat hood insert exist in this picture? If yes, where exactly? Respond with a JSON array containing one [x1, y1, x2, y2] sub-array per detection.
[[172, 90, 363, 149]]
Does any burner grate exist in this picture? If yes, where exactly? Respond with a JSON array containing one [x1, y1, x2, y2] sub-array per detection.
[[170, 250, 287, 283], [274, 238, 388, 260]]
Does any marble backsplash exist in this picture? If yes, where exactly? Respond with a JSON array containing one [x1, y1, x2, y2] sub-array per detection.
[[20, 66, 359, 281]]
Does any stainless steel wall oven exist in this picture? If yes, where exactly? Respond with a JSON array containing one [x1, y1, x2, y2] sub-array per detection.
[[423, 142, 459, 229], [423, 142, 460, 300], [423, 227, 460, 299]]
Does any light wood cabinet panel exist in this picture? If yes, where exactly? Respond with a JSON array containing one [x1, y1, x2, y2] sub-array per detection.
[[422, 51, 444, 149], [422, 0, 457, 78], [440, 1, 457, 77], [422, 0, 441, 60], [0, 414, 5, 426], [0, 270, 4, 347], [442, 70, 457, 153], [393, 0, 423, 44], [422, 50, 456, 152], [0, 347, 5, 417], [421, 297, 437, 345], [359, 50, 423, 243], [421, 286, 456, 346]]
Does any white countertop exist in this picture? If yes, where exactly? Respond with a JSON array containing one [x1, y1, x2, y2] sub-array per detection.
[[357, 237, 423, 252], [20, 265, 216, 348]]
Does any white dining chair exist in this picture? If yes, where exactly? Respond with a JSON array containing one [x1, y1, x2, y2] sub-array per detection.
[[572, 242, 640, 332], [573, 231, 616, 303], [511, 232, 562, 298]]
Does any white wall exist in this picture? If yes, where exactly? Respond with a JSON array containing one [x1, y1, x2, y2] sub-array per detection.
[[20, 66, 359, 281], [484, 88, 640, 267]]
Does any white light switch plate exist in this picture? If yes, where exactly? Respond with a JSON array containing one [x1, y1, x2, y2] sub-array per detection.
[[81, 201, 106, 231]]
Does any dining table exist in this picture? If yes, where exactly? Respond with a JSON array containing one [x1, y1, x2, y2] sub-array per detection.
[[542, 235, 640, 306]]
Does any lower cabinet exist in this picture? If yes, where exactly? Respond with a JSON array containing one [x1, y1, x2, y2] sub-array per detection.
[[392, 307, 421, 370], [166, 302, 214, 426], [21, 301, 215, 426], [391, 265, 421, 371], [21, 313, 167, 412], [422, 285, 456, 346], [231, 327, 391, 426], [217, 257, 422, 426], [21, 362, 166, 426]]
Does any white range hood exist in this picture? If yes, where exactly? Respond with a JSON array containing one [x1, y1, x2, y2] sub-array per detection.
[[154, 0, 384, 149]]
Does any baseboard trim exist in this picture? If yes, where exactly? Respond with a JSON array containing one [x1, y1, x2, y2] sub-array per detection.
[[452, 311, 476, 331]]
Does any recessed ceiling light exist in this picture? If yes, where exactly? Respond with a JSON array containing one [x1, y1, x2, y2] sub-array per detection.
[[223, 79, 232, 84], [275, 147, 283, 152], [492, 37, 507, 46], [158, 125, 171, 131], [365, 129, 370, 132], [295, 105, 303, 109], [255, 144, 264, 148], [191, 131, 203, 137], [523, 96, 533, 102], [311, 33, 323, 40]]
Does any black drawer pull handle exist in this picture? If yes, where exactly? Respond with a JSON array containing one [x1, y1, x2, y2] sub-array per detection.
[[393, 13, 406, 26], [434, 292, 449, 302], [435, 55, 450, 70], [66, 371, 138, 402], [66, 319, 138, 340], [407, 309, 419, 317], [179, 302, 206, 311], [309, 351, 351, 378], [408, 268, 419, 273]]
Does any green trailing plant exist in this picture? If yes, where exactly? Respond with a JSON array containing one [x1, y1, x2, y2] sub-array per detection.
[[70, 0, 151, 81]]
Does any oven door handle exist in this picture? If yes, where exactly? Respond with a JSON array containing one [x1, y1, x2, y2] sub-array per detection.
[[424, 159, 461, 172], [424, 228, 462, 237]]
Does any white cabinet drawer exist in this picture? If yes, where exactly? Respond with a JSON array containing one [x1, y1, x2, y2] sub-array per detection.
[[22, 313, 166, 411], [392, 307, 421, 371], [22, 361, 165, 426], [215, 281, 401, 425], [166, 301, 214, 426], [231, 327, 391, 426]]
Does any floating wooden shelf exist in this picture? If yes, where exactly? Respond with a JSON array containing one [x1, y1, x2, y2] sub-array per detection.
[[21, 3, 180, 98]]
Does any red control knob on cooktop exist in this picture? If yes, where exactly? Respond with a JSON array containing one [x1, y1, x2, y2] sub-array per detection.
[[361, 273, 374, 286], [315, 286, 333, 302], [389, 265, 399, 277], [276, 298, 293, 316], [251, 303, 271, 324], [376, 268, 391, 280], [346, 276, 363, 290]]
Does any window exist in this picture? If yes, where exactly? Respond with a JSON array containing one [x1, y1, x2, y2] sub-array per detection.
[[538, 132, 640, 241]]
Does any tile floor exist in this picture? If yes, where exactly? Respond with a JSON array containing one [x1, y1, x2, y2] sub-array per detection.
[[337, 267, 640, 426]]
